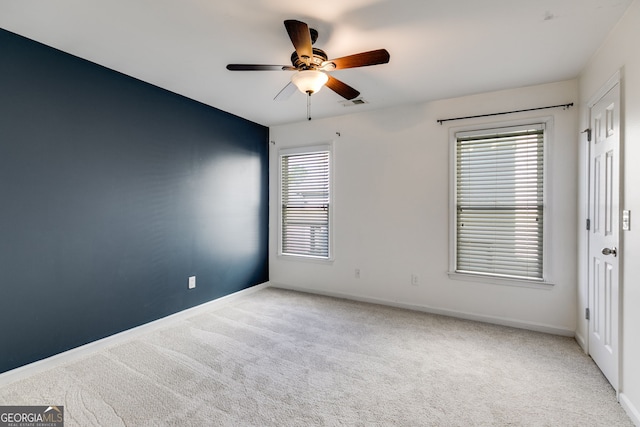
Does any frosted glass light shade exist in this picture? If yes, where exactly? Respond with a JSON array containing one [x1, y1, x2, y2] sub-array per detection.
[[291, 70, 329, 94]]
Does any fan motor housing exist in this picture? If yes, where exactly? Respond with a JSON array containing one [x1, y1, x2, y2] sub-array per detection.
[[291, 48, 328, 70]]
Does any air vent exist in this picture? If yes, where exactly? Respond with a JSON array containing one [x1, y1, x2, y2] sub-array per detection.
[[340, 98, 368, 107]]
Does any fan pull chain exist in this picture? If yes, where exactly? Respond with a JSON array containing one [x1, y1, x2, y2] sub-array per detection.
[[307, 92, 312, 121]]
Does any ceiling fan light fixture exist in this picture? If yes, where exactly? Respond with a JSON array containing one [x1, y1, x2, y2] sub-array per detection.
[[291, 70, 329, 95]]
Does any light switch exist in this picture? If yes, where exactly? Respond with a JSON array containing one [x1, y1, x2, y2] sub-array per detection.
[[623, 210, 631, 231]]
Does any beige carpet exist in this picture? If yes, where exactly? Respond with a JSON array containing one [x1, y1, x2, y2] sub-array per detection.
[[0, 287, 632, 426]]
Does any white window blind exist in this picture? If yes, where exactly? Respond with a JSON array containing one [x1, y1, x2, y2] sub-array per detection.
[[455, 125, 544, 280], [280, 148, 330, 259]]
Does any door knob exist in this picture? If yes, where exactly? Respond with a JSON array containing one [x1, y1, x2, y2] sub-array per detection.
[[602, 247, 617, 257]]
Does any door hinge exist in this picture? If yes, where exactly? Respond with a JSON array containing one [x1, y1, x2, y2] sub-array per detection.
[[586, 219, 591, 231], [582, 128, 592, 142], [586, 308, 590, 320]]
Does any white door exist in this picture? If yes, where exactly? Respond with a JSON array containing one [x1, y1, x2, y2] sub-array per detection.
[[588, 82, 620, 391]]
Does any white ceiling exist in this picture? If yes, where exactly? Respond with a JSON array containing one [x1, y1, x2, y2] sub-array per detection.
[[0, 0, 633, 126]]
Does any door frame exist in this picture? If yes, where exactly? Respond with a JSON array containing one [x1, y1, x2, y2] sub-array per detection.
[[584, 69, 623, 393]]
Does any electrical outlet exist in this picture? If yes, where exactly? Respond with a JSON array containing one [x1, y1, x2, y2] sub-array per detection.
[[355, 268, 361, 279], [188, 276, 196, 289], [411, 274, 419, 286]]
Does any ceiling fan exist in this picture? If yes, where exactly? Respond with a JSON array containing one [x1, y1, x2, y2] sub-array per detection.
[[227, 20, 390, 105]]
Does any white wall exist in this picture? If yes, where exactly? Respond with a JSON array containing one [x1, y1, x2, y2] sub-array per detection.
[[578, 0, 640, 422], [270, 79, 579, 335]]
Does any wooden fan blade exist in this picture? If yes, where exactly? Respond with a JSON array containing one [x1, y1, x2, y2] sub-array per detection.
[[326, 75, 360, 100], [227, 64, 295, 71], [326, 49, 390, 70], [284, 20, 313, 65], [274, 81, 297, 101]]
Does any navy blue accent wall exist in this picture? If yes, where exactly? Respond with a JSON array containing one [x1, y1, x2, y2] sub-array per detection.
[[0, 28, 269, 374]]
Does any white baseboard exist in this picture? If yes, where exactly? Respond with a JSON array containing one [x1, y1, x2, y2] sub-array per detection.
[[620, 393, 640, 426], [271, 282, 575, 337], [0, 282, 270, 388], [574, 331, 587, 353]]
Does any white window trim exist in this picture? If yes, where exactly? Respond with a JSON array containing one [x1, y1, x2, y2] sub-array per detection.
[[447, 117, 555, 288], [278, 143, 334, 262]]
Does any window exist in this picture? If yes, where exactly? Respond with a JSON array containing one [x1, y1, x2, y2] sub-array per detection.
[[453, 124, 545, 281], [279, 145, 331, 259]]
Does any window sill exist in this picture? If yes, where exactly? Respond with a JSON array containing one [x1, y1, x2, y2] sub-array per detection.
[[447, 271, 554, 289], [277, 254, 334, 264]]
